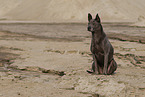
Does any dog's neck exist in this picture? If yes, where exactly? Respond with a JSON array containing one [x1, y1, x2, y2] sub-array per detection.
[[91, 25, 106, 44]]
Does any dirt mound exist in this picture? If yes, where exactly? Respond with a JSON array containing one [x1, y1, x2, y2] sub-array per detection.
[[0, 0, 145, 23]]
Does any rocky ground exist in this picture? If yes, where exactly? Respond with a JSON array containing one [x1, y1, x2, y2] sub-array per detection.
[[0, 23, 145, 97]]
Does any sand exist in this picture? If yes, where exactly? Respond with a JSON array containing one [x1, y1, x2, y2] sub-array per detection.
[[0, 0, 145, 25], [0, 23, 145, 97], [0, 1, 145, 96]]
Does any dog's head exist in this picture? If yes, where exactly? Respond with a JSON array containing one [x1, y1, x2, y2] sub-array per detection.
[[87, 13, 101, 32]]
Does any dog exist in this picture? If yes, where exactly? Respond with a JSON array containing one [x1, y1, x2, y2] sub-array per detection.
[[87, 13, 117, 75]]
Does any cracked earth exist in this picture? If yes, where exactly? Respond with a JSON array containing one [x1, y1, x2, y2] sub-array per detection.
[[0, 23, 145, 97]]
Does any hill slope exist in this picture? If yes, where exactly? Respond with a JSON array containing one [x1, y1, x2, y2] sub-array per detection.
[[0, 0, 145, 23]]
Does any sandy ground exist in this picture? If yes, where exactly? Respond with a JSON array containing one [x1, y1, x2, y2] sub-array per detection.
[[0, 23, 145, 97], [0, 0, 145, 24]]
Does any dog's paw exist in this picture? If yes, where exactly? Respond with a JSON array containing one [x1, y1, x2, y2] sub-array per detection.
[[103, 71, 108, 75]]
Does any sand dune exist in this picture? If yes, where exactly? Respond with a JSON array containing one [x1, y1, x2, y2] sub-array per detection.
[[0, 0, 145, 24]]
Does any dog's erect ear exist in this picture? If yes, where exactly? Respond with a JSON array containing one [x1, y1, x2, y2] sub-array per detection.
[[88, 13, 92, 22], [95, 14, 101, 23]]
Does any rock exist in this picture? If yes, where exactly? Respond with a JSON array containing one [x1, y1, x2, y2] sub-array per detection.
[[131, 49, 136, 52], [74, 77, 125, 96]]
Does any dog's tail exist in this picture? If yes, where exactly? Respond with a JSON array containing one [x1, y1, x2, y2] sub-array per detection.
[[86, 70, 94, 73]]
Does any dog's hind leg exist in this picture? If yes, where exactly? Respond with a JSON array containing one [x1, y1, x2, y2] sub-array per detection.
[[107, 59, 117, 74]]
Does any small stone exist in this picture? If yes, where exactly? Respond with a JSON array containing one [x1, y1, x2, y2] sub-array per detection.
[[17, 92, 21, 95], [131, 49, 136, 51]]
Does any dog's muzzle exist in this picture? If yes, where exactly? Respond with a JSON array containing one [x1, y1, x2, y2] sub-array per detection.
[[87, 26, 91, 31]]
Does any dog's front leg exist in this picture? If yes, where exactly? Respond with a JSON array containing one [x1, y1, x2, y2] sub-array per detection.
[[87, 54, 98, 74], [103, 54, 108, 75], [93, 54, 99, 74]]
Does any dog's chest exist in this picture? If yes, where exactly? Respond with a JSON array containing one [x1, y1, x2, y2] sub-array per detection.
[[91, 43, 104, 54]]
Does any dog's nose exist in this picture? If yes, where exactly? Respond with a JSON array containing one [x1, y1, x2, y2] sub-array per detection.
[[88, 26, 91, 31]]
